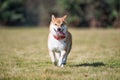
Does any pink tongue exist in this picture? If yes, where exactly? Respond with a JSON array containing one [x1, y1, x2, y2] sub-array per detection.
[[57, 31, 65, 36]]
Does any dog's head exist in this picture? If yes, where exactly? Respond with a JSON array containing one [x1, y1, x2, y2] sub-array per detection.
[[50, 15, 67, 36]]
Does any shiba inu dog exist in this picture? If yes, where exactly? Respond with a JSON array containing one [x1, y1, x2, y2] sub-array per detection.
[[48, 15, 72, 67]]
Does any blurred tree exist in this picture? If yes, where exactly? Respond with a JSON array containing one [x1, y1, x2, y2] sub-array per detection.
[[0, 0, 57, 26], [94, 0, 119, 28], [57, 0, 120, 28], [39, 0, 56, 26], [0, 0, 25, 26], [0, 0, 119, 27], [25, 0, 40, 26], [112, 0, 120, 28]]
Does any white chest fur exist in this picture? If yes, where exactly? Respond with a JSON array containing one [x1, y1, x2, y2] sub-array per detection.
[[48, 33, 66, 51]]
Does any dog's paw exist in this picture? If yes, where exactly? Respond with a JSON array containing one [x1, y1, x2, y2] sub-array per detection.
[[61, 64, 64, 67], [57, 63, 65, 67]]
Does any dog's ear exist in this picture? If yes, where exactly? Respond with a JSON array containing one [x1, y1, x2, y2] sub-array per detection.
[[51, 14, 55, 21], [62, 15, 67, 21]]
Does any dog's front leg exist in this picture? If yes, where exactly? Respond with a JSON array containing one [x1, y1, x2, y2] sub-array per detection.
[[58, 50, 66, 67], [49, 51, 56, 65], [62, 54, 68, 65]]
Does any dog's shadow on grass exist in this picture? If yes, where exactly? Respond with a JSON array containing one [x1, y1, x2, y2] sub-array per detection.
[[70, 62, 105, 67]]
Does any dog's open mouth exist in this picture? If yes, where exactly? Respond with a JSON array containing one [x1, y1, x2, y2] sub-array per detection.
[[54, 28, 65, 36]]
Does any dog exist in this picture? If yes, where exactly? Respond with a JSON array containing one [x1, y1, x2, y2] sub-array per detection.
[[48, 15, 72, 67]]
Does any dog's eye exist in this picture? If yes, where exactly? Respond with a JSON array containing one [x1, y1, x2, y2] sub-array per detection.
[[61, 23, 64, 26], [55, 24, 57, 26]]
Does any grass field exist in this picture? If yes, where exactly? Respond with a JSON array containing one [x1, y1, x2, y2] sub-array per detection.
[[0, 27, 120, 80]]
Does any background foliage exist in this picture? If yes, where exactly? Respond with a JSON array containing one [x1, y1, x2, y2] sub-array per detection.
[[0, 0, 25, 26], [0, 0, 119, 28], [57, 0, 120, 28]]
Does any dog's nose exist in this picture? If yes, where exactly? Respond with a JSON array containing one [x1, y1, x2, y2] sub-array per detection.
[[57, 28, 61, 31]]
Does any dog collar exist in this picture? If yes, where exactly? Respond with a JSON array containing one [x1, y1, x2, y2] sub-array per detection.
[[53, 35, 66, 40]]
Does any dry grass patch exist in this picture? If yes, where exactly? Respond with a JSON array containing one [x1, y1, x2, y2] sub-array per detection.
[[0, 27, 120, 80]]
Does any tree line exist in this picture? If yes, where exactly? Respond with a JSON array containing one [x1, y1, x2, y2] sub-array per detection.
[[0, 0, 119, 28]]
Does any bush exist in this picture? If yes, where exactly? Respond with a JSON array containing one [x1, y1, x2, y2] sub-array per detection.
[[0, 0, 25, 26], [57, 0, 119, 27]]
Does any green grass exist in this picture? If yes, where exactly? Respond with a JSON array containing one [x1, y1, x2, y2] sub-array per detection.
[[0, 27, 120, 80]]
